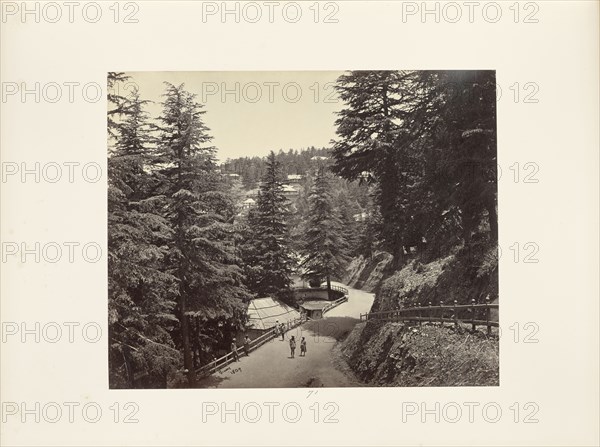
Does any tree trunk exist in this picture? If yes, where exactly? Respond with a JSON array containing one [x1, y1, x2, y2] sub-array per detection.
[[486, 199, 498, 243], [392, 245, 404, 269], [180, 296, 196, 387], [326, 275, 332, 300]]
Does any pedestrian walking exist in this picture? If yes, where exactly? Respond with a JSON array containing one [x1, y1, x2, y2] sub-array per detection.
[[280, 323, 285, 341], [275, 320, 282, 341], [289, 335, 296, 358], [243, 335, 250, 357], [231, 338, 239, 362], [300, 337, 307, 356]]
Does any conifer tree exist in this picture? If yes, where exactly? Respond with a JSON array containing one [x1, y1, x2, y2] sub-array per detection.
[[108, 79, 180, 388], [240, 151, 294, 298], [300, 168, 350, 298], [331, 71, 415, 262], [331, 70, 497, 265], [155, 83, 249, 386]]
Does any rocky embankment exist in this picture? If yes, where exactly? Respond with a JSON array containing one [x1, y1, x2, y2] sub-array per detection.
[[343, 251, 393, 292], [337, 245, 499, 387], [337, 321, 499, 386]]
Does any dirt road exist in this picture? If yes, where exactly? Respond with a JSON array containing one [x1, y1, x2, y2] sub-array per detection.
[[197, 282, 374, 388]]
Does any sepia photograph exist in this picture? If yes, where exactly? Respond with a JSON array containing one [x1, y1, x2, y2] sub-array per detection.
[[3, 0, 599, 445], [108, 70, 499, 389]]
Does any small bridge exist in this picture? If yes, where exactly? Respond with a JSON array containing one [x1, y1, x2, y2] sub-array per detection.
[[294, 284, 348, 300], [360, 298, 499, 335], [327, 284, 349, 295]]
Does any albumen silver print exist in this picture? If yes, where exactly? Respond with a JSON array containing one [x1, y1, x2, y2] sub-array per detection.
[[108, 70, 499, 389]]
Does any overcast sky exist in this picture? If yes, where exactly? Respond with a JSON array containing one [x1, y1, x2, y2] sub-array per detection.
[[121, 71, 346, 161]]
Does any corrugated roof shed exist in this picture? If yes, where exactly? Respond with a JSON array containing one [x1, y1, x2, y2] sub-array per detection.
[[247, 297, 301, 330]]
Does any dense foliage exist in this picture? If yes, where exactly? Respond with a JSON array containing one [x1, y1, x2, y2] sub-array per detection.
[[299, 168, 350, 294], [238, 152, 295, 300], [108, 76, 249, 388], [220, 147, 330, 189], [331, 70, 497, 269]]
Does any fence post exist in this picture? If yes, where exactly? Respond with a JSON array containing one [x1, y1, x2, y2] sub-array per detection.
[[417, 303, 422, 326], [485, 296, 491, 336], [439, 301, 444, 326], [453, 300, 458, 328], [471, 299, 476, 332], [428, 302, 432, 324]]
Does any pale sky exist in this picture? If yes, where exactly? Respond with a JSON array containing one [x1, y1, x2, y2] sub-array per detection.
[[120, 71, 346, 161]]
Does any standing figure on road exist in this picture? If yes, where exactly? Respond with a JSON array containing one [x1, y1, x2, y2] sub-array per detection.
[[300, 337, 307, 356], [243, 335, 251, 357], [289, 335, 296, 358], [275, 320, 282, 341], [280, 323, 285, 341], [231, 338, 240, 362]]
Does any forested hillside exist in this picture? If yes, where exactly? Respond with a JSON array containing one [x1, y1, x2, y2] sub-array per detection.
[[107, 73, 372, 388], [107, 70, 498, 389], [220, 147, 330, 189], [330, 71, 499, 386]]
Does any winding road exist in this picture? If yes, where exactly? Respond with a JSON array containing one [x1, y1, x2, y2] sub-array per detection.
[[197, 282, 374, 388]]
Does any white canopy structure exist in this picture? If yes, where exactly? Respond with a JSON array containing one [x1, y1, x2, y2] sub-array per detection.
[[246, 297, 301, 330]]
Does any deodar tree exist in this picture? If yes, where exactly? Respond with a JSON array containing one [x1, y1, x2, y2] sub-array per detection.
[[300, 168, 350, 298], [108, 75, 181, 389], [108, 77, 250, 388], [331, 70, 497, 266], [154, 83, 250, 387], [331, 71, 419, 263], [240, 151, 294, 300]]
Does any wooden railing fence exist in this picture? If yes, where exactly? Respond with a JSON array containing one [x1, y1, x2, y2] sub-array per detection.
[[197, 286, 350, 378], [322, 295, 349, 315], [195, 316, 306, 378], [360, 298, 499, 335]]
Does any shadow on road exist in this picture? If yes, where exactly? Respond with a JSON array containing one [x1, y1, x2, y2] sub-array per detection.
[[302, 316, 360, 341]]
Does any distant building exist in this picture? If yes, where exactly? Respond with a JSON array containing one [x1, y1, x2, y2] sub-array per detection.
[[241, 198, 256, 209], [246, 183, 298, 201], [282, 184, 299, 198], [299, 301, 330, 320], [311, 156, 328, 161], [287, 174, 303, 184]]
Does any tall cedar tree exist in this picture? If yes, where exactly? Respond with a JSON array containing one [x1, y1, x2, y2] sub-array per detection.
[[107, 72, 135, 138], [241, 151, 294, 298], [331, 70, 497, 265], [155, 83, 249, 387], [331, 71, 417, 262], [300, 168, 350, 297], [420, 71, 497, 243], [108, 77, 181, 388]]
